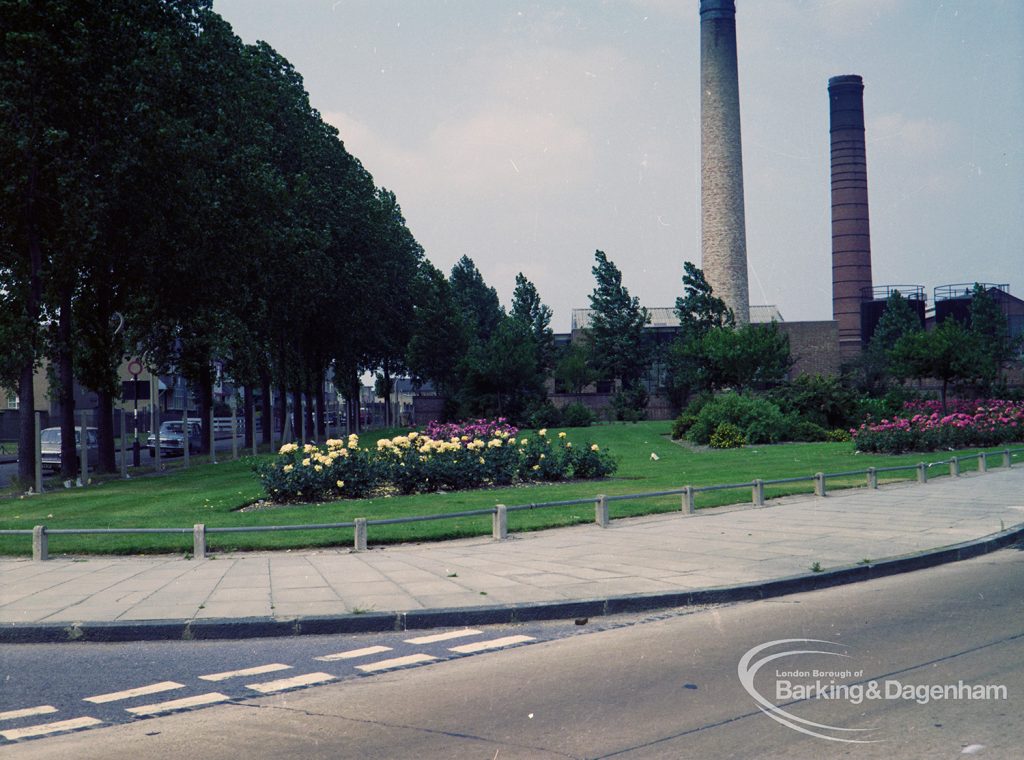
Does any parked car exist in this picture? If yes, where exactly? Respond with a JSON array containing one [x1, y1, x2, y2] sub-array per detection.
[[40, 426, 99, 472], [146, 420, 202, 457]]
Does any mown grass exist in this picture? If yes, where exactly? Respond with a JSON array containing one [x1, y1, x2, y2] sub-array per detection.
[[0, 421, 1019, 556]]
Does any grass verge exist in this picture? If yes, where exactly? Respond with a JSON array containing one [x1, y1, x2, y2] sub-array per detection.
[[0, 421, 1019, 556]]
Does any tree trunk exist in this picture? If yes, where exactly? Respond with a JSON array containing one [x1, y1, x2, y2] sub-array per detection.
[[198, 372, 213, 455], [292, 388, 304, 441], [277, 381, 289, 441], [259, 368, 271, 445], [57, 290, 77, 480], [17, 363, 37, 484], [244, 385, 255, 449], [315, 372, 326, 441], [96, 389, 116, 472]]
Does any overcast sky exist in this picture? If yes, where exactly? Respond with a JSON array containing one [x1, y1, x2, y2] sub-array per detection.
[[214, 0, 1023, 332]]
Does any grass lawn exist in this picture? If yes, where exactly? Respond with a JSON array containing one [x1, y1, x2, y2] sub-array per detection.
[[0, 421, 1019, 557]]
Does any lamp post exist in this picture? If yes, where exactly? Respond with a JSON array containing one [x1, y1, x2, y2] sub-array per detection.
[[128, 358, 143, 467]]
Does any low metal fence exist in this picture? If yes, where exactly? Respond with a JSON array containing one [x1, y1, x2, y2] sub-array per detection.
[[5, 447, 1022, 562]]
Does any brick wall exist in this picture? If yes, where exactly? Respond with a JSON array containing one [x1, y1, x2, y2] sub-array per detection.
[[780, 320, 841, 379]]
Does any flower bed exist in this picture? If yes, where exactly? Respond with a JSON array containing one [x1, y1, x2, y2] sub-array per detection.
[[851, 399, 1024, 453], [255, 427, 617, 503]]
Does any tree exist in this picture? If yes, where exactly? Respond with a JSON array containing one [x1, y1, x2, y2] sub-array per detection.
[[860, 290, 922, 393], [450, 256, 503, 346], [890, 319, 981, 413], [510, 273, 555, 372], [461, 316, 545, 420], [406, 263, 471, 416], [587, 250, 651, 391], [665, 262, 735, 409], [700, 322, 792, 391], [969, 284, 1020, 389], [554, 343, 596, 402]]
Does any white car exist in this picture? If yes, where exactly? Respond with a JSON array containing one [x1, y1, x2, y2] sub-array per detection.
[[147, 420, 202, 457], [39, 427, 99, 472]]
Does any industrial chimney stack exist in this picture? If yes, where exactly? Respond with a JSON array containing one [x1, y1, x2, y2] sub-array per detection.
[[700, 0, 750, 325], [829, 74, 873, 358]]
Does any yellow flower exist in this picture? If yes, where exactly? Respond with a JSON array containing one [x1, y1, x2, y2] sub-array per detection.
[[532, 464, 540, 471], [520, 438, 528, 445], [314, 464, 323, 472], [478, 457, 485, 464], [278, 443, 298, 455], [336, 480, 344, 488], [538, 428, 547, 436], [591, 444, 600, 451], [302, 457, 311, 467], [282, 464, 294, 473], [565, 442, 572, 448], [408, 431, 418, 440], [539, 453, 545, 459], [303, 443, 317, 454], [558, 432, 566, 439], [326, 438, 343, 448]]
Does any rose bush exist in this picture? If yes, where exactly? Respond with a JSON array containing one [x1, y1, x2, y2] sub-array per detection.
[[255, 424, 617, 503], [851, 399, 1024, 453]]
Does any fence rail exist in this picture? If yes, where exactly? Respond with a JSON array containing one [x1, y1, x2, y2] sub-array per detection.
[[13, 447, 1023, 562]]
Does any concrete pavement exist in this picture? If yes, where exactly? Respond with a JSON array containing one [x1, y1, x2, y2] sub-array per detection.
[[1, 467, 1022, 641]]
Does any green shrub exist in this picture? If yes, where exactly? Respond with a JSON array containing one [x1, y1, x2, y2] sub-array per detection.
[[709, 422, 745, 449], [526, 401, 562, 429], [687, 392, 789, 445], [787, 418, 829, 442], [670, 394, 712, 440], [565, 441, 617, 478], [561, 402, 595, 428], [826, 428, 852, 443], [768, 374, 859, 429]]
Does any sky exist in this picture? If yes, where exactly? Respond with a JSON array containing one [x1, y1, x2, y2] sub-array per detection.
[[214, 0, 1024, 332]]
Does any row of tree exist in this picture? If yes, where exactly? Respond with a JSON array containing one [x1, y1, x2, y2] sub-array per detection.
[[860, 284, 1020, 411], [1, 0, 428, 481]]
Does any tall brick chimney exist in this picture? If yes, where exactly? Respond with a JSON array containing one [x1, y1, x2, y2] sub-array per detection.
[[829, 74, 873, 358], [700, 0, 750, 325]]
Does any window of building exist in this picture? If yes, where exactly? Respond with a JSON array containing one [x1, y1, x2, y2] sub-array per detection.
[[5, 393, 17, 410]]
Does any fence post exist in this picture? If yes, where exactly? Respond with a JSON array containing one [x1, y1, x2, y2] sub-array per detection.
[[752, 479, 765, 507], [153, 392, 161, 472], [493, 504, 508, 540], [978, 452, 987, 473], [1004, 449, 1011, 469], [867, 467, 877, 489], [34, 411, 43, 495], [917, 462, 928, 484], [595, 495, 609, 528], [814, 472, 826, 497], [949, 457, 959, 477], [32, 525, 48, 562], [193, 523, 206, 560], [681, 486, 695, 515], [354, 517, 367, 551]]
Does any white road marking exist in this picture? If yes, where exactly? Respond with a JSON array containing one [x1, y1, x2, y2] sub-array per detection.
[[404, 629, 482, 645], [355, 653, 438, 673], [0, 705, 58, 722], [246, 672, 335, 694], [314, 645, 392, 662], [199, 664, 292, 681], [84, 681, 185, 704], [449, 635, 536, 654], [0, 716, 103, 741], [126, 693, 230, 716]]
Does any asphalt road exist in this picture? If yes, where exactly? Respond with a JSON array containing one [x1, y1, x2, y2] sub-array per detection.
[[3, 546, 1022, 758]]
